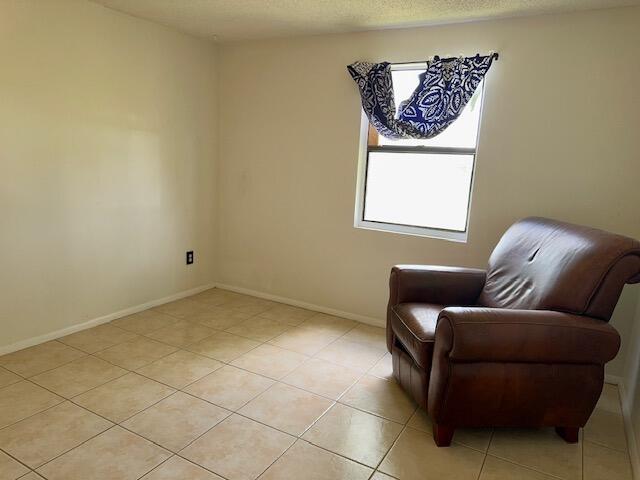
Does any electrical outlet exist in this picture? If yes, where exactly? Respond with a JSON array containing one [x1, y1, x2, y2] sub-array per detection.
[[186, 251, 194, 265]]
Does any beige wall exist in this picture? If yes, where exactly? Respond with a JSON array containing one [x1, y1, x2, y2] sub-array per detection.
[[217, 6, 640, 377], [0, 0, 218, 349], [3, 0, 640, 468], [2, 0, 639, 387]]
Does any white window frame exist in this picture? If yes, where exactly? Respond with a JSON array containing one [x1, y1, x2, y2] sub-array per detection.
[[353, 62, 485, 243]]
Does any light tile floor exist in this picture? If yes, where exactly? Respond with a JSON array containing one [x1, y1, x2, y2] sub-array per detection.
[[0, 288, 633, 480]]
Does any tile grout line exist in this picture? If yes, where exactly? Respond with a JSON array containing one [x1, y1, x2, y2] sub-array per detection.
[[134, 453, 234, 480], [0, 445, 33, 476], [30, 424, 122, 477], [583, 437, 631, 455], [371, 420, 410, 477], [3, 292, 383, 398], [5, 290, 616, 480], [485, 449, 578, 480], [1, 292, 397, 479], [243, 387, 391, 480], [1, 317, 191, 382], [126, 294, 319, 479], [251, 436, 299, 480], [132, 454, 177, 480], [475, 430, 493, 480], [11, 333, 380, 432], [13, 357, 359, 474], [0, 386, 67, 433], [21, 362, 595, 480], [115, 309, 385, 406], [3, 378, 179, 467], [169, 383, 339, 478], [0, 340, 89, 380], [24, 394, 229, 480], [2, 292, 392, 478], [14, 360, 383, 438], [141, 372, 390, 477]]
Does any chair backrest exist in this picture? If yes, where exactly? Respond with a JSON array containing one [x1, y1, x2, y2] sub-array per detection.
[[478, 217, 640, 320]]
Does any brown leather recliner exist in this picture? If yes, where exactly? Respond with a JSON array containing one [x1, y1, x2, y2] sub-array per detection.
[[387, 217, 640, 447]]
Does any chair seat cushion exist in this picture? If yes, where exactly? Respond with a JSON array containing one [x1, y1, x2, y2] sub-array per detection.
[[390, 302, 444, 369]]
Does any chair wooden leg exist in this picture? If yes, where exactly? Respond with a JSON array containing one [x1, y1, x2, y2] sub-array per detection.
[[555, 426, 579, 443], [433, 423, 455, 447]]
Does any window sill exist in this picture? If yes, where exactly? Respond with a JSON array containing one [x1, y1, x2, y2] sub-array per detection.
[[354, 219, 468, 243]]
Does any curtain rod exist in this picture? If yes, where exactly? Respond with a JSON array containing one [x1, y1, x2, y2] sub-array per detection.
[[433, 52, 499, 62]]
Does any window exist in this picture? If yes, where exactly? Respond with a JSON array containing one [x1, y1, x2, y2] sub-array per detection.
[[354, 62, 485, 242]]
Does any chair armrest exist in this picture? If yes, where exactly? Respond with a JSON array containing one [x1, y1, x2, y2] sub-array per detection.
[[388, 265, 486, 307], [435, 307, 620, 364]]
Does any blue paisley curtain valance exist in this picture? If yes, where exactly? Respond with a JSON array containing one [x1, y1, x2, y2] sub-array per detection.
[[347, 53, 497, 140]]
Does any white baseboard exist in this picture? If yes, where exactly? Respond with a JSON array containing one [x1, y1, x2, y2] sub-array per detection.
[[605, 374, 624, 385], [214, 282, 384, 328], [0, 283, 216, 356], [618, 381, 640, 480], [1, 282, 383, 358]]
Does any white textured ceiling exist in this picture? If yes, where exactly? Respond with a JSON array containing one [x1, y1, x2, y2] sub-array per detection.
[[91, 0, 640, 42]]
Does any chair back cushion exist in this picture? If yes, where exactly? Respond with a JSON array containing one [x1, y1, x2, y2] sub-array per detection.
[[478, 217, 640, 320]]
